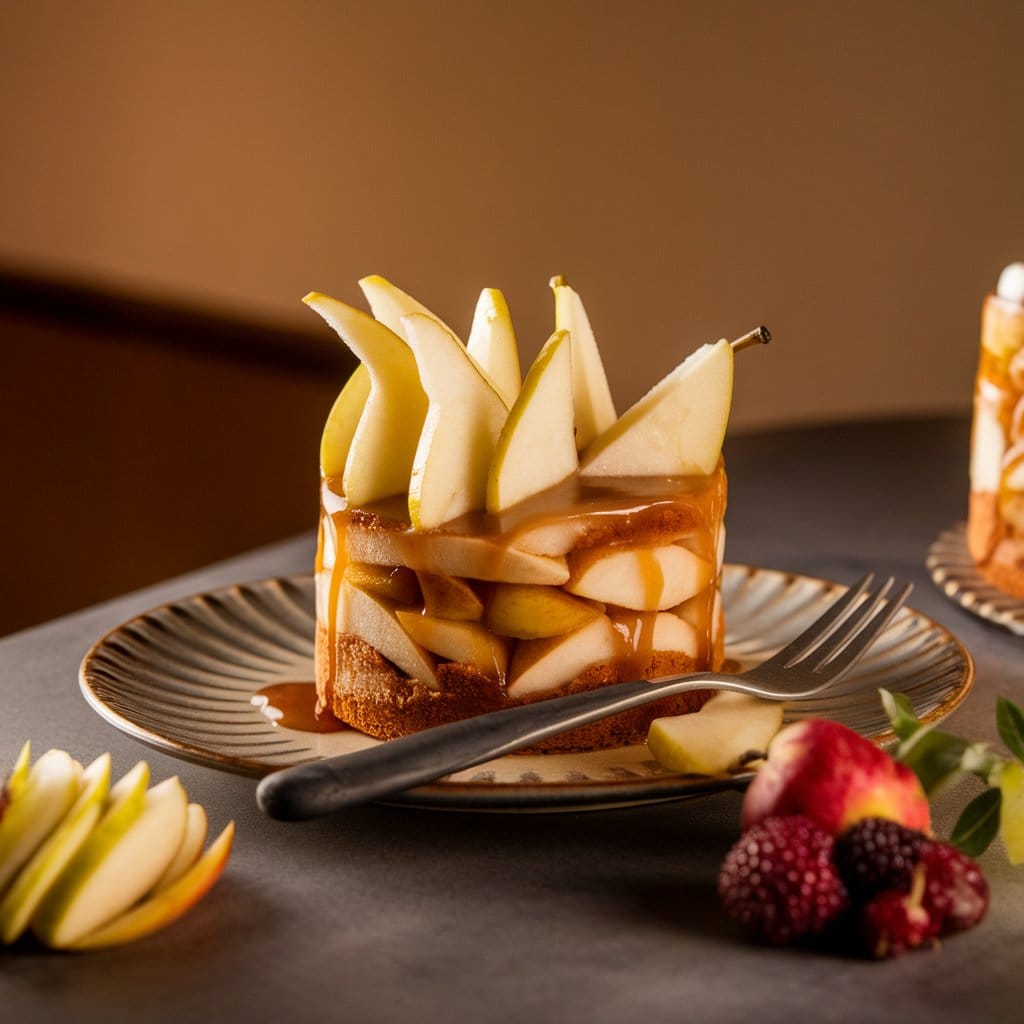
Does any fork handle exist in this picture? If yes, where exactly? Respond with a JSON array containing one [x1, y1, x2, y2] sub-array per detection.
[[256, 672, 719, 820]]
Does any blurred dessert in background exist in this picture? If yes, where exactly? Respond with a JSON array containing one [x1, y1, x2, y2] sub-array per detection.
[[968, 262, 1024, 598]]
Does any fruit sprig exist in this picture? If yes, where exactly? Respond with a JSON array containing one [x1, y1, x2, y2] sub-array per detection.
[[882, 688, 1024, 864], [0, 743, 233, 950]]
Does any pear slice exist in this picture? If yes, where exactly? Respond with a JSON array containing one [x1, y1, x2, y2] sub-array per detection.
[[152, 802, 207, 894], [565, 544, 712, 611], [550, 276, 617, 450], [485, 584, 602, 639], [607, 610, 699, 660], [345, 523, 570, 585], [0, 754, 111, 944], [1, 741, 31, 815], [487, 330, 578, 514], [646, 691, 784, 776], [580, 338, 733, 477], [395, 611, 509, 679], [402, 313, 510, 530], [466, 288, 521, 407], [340, 582, 439, 688], [68, 822, 234, 951], [344, 562, 420, 606], [33, 775, 188, 949], [304, 292, 428, 506], [320, 364, 371, 478], [507, 615, 621, 698], [999, 761, 1024, 865], [0, 748, 82, 893], [358, 274, 461, 342], [417, 572, 485, 621]]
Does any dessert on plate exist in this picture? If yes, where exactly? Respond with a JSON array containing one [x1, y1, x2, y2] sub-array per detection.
[[306, 275, 765, 751], [967, 261, 1024, 599]]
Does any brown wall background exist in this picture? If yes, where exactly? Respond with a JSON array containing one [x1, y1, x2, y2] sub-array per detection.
[[1, 1, 1023, 631]]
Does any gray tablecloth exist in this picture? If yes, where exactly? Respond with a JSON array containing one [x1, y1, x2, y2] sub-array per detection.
[[3, 418, 1022, 1023]]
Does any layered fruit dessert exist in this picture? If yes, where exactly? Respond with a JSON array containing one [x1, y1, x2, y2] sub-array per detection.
[[968, 262, 1024, 598], [306, 275, 763, 751]]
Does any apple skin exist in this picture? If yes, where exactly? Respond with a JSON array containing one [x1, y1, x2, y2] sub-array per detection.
[[740, 718, 931, 836]]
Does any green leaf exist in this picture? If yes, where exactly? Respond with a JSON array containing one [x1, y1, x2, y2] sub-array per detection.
[[951, 788, 1002, 857], [898, 728, 970, 795], [880, 689, 924, 741], [996, 697, 1024, 763]]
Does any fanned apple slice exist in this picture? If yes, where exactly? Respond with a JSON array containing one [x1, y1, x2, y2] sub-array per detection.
[[0, 754, 110, 944], [580, 338, 733, 477], [152, 802, 207, 894], [0, 748, 82, 893], [33, 773, 186, 949], [550, 276, 617, 450], [646, 691, 784, 775], [417, 572, 484, 621], [395, 612, 509, 679], [485, 584, 601, 639], [402, 313, 510, 530], [304, 292, 428, 506], [507, 615, 621, 698], [345, 524, 570, 585], [566, 544, 712, 611], [68, 822, 234, 951], [340, 582, 439, 688], [320, 364, 371, 479], [467, 288, 521, 407], [487, 330, 577, 514], [359, 274, 461, 342]]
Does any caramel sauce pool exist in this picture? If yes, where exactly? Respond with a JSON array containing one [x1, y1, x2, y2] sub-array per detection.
[[252, 683, 346, 733]]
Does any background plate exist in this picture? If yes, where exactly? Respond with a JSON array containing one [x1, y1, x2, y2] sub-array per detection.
[[80, 565, 974, 811], [927, 523, 1024, 637]]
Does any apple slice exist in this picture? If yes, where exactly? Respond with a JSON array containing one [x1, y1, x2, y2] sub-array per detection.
[[68, 821, 234, 951], [998, 760, 1024, 866], [487, 330, 578, 514], [646, 691, 784, 775], [0, 754, 111, 944], [33, 773, 187, 949], [466, 288, 521, 407], [580, 338, 733, 477], [1, 741, 31, 816], [395, 611, 509, 679], [485, 583, 602, 639], [320, 364, 371, 479], [340, 582, 439, 688], [402, 312, 510, 530], [0, 748, 82, 893], [152, 802, 207, 894], [358, 274, 461, 342], [344, 562, 420, 605], [550, 276, 617, 450], [417, 572, 484, 621], [507, 615, 621, 698], [303, 292, 428, 505], [565, 544, 712, 611]]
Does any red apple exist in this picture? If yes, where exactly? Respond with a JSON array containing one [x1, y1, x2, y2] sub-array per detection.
[[741, 719, 931, 836]]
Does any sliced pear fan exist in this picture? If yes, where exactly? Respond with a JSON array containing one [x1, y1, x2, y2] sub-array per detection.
[[467, 287, 522, 407]]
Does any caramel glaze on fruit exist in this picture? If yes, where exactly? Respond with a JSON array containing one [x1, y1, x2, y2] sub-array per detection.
[[315, 465, 726, 752]]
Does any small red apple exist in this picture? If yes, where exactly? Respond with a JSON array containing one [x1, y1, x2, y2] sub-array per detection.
[[741, 718, 931, 836]]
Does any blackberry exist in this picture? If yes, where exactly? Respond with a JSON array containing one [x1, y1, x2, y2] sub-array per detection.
[[718, 815, 849, 946], [833, 817, 926, 902]]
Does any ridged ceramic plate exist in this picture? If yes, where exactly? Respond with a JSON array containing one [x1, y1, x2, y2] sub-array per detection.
[[80, 566, 973, 811], [927, 523, 1024, 637]]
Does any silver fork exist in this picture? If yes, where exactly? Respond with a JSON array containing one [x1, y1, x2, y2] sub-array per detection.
[[257, 573, 911, 820]]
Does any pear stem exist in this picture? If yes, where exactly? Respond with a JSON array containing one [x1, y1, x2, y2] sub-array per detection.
[[731, 326, 771, 352]]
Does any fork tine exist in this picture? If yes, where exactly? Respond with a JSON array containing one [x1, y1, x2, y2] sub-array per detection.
[[809, 581, 913, 681], [796, 577, 895, 672], [757, 572, 875, 671]]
